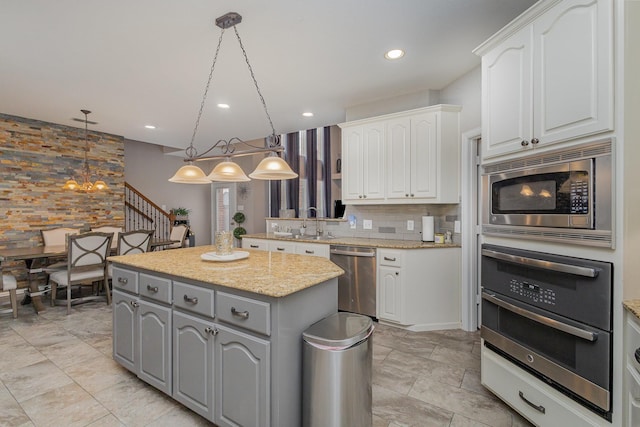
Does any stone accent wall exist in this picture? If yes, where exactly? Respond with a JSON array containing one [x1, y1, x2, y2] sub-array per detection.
[[0, 113, 124, 283]]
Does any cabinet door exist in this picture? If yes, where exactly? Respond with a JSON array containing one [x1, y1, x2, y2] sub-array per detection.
[[481, 26, 533, 159], [378, 265, 403, 323], [112, 290, 137, 373], [362, 122, 385, 201], [138, 300, 172, 395], [533, 0, 612, 145], [215, 324, 270, 427], [173, 311, 215, 421], [386, 117, 411, 200], [341, 126, 364, 202], [411, 112, 438, 199]]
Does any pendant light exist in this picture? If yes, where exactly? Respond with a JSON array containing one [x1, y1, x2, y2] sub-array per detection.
[[168, 12, 297, 184], [62, 110, 109, 192]]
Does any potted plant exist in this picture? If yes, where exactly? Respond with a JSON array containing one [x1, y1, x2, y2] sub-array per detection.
[[171, 207, 191, 221]]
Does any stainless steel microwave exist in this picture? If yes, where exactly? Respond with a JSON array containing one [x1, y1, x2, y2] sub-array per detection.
[[482, 140, 613, 247]]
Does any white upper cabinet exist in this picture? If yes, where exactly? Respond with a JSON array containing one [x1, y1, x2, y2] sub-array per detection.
[[339, 104, 461, 205], [476, 0, 613, 160], [341, 123, 385, 202]]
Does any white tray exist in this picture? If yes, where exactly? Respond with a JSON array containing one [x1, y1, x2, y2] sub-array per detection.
[[200, 251, 250, 262]]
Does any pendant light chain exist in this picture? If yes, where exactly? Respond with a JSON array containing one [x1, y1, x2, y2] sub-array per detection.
[[186, 28, 226, 159], [233, 26, 278, 145]]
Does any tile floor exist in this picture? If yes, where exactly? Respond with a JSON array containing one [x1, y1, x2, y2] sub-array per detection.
[[0, 301, 532, 426]]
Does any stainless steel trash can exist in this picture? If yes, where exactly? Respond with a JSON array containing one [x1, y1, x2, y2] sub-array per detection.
[[302, 312, 374, 427]]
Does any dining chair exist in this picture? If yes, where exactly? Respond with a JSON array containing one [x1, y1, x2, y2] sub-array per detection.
[[49, 232, 113, 315], [32, 227, 83, 300], [91, 226, 124, 249], [117, 229, 154, 255], [166, 224, 189, 249], [0, 274, 19, 318]]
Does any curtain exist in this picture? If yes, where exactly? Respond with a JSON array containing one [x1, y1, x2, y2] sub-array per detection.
[[269, 127, 332, 218]]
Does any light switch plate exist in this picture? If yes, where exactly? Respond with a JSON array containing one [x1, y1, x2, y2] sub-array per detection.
[[454, 220, 461, 233], [237, 205, 244, 211], [363, 219, 373, 230], [407, 220, 414, 231]]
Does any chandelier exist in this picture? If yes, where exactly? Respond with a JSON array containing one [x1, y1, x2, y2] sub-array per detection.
[[169, 12, 298, 184], [62, 109, 109, 191]]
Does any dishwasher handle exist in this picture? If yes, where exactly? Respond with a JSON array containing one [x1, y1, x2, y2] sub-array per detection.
[[330, 248, 376, 257]]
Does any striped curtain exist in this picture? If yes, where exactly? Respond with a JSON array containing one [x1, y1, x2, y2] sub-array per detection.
[[269, 127, 332, 218]]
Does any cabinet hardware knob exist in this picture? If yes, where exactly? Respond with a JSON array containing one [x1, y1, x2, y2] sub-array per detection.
[[363, 195, 367, 198], [531, 138, 539, 145], [146, 285, 159, 293], [384, 256, 396, 261], [231, 307, 250, 319], [118, 277, 128, 284], [183, 295, 198, 304], [250, 245, 259, 248], [518, 391, 545, 414], [359, 195, 363, 199], [395, 272, 399, 276], [277, 247, 285, 251], [130, 301, 139, 308], [635, 348, 640, 364], [405, 194, 409, 197], [521, 140, 529, 146], [204, 326, 219, 336], [410, 194, 414, 197]]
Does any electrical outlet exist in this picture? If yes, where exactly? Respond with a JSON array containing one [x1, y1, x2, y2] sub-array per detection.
[[454, 220, 461, 233], [407, 220, 414, 231], [363, 219, 373, 230]]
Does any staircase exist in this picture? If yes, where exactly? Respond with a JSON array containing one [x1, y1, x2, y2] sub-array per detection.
[[124, 182, 172, 242]]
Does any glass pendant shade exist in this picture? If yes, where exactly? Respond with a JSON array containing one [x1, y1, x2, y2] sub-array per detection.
[[62, 179, 80, 190], [93, 180, 109, 190], [208, 159, 250, 182], [249, 154, 298, 180], [168, 163, 211, 184]]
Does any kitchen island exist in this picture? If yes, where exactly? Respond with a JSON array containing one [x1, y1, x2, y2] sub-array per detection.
[[109, 246, 343, 427]]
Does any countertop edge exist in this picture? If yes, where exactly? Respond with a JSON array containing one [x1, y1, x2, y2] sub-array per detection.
[[241, 233, 460, 249], [623, 300, 640, 321]]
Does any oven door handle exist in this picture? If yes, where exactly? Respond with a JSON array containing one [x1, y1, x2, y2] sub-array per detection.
[[481, 249, 598, 278], [482, 292, 598, 342]]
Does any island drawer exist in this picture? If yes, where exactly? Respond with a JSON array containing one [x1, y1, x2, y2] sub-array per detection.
[[173, 281, 215, 318], [217, 292, 271, 336], [378, 249, 403, 268], [112, 266, 138, 294], [139, 273, 171, 304]]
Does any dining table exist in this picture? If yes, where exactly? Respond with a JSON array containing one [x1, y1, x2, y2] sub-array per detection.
[[0, 245, 67, 313], [0, 238, 179, 313]]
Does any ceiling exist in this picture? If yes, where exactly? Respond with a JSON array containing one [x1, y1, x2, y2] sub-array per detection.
[[0, 0, 536, 157]]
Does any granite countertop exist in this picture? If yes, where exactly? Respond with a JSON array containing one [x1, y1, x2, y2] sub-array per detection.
[[623, 300, 640, 320], [109, 246, 344, 298], [242, 233, 460, 249]]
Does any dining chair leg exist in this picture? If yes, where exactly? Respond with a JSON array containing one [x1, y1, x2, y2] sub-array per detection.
[[66, 284, 71, 315], [9, 289, 17, 319], [50, 283, 57, 307]]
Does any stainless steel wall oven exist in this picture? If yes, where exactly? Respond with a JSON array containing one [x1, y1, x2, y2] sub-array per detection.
[[482, 139, 613, 247], [481, 244, 613, 420]]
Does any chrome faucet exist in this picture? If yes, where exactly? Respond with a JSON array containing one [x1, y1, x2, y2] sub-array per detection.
[[308, 207, 322, 238]]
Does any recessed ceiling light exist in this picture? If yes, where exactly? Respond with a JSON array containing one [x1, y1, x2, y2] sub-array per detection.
[[217, 103, 230, 109], [302, 112, 314, 117], [384, 49, 405, 60], [144, 125, 156, 129]]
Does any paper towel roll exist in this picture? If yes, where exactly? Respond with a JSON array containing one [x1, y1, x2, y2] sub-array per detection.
[[422, 216, 434, 242]]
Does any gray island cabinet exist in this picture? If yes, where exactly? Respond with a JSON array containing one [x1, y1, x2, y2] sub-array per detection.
[[110, 246, 343, 427]]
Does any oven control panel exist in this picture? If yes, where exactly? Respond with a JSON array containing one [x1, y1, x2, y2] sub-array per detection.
[[509, 279, 556, 305], [570, 180, 589, 214]]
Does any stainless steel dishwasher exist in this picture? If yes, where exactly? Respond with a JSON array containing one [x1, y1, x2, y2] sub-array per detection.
[[330, 245, 377, 318]]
